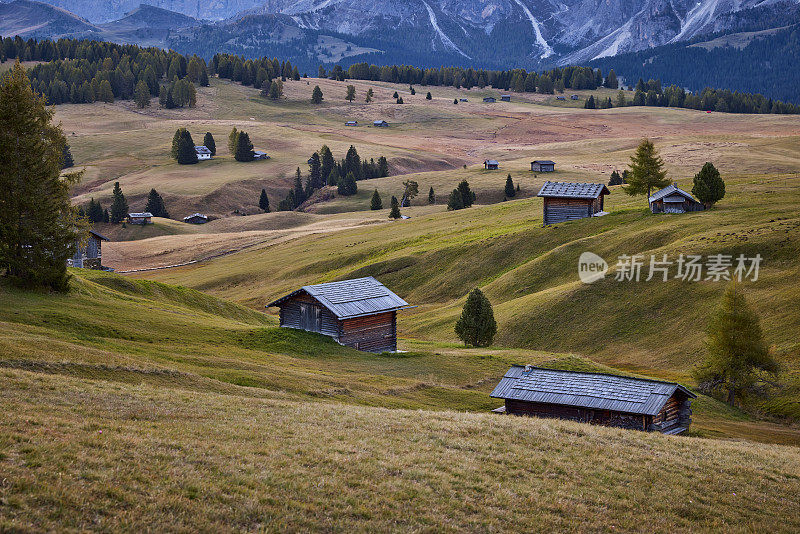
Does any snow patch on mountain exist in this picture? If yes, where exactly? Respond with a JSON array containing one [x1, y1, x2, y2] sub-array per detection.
[[512, 0, 554, 58], [420, 0, 472, 59]]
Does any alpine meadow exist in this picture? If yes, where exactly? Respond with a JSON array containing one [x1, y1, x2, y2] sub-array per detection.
[[1, 12, 800, 533]]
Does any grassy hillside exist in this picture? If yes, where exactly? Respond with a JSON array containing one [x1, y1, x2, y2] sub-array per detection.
[[2, 367, 800, 532]]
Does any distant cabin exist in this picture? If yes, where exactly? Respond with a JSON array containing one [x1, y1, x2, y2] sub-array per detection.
[[183, 213, 208, 224], [127, 212, 153, 225], [483, 97, 496, 103], [491, 366, 695, 434], [253, 151, 270, 160], [537, 181, 610, 225], [649, 183, 704, 214], [556, 96, 566, 101], [500, 94, 511, 102], [373, 120, 389, 127], [67, 229, 108, 270], [459, 98, 469, 102], [570, 94, 579, 100], [345, 121, 359, 127], [484, 159, 499, 170], [266, 276, 409, 353], [531, 160, 555, 172], [194, 146, 212, 160]]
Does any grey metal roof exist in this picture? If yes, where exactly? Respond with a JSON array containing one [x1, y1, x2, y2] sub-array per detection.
[[537, 181, 610, 199], [128, 212, 153, 218], [648, 183, 699, 203], [490, 365, 695, 416], [532, 160, 555, 165], [266, 276, 409, 319], [485, 160, 499, 165], [89, 229, 109, 241], [194, 146, 212, 154]]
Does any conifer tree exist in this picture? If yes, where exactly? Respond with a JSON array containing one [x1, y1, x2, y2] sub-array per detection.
[[365, 88, 373, 103], [624, 138, 670, 198], [145, 188, 169, 218], [388, 195, 401, 219], [311, 85, 323, 104], [345, 85, 356, 102], [337, 171, 357, 196], [694, 283, 778, 406], [319, 145, 335, 182], [203, 132, 216, 156], [457, 179, 475, 207], [447, 189, 464, 211], [176, 129, 198, 165], [259, 188, 270, 212], [426, 91, 432, 100], [308, 152, 322, 189], [584, 95, 596, 109], [134, 80, 150, 108], [453, 98, 458, 104], [370, 189, 382, 210], [396, 96, 404, 104], [234, 131, 254, 162], [504, 174, 515, 198], [327, 167, 340, 187], [228, 127, 238, 154], [171, 128, 184, 159], [609, 170, 623, 186], [61, 143, 74, 168], [392, 91, 398, 99], [428, 186, 435, 204], [454, 288, 497, 347], [692, 162, 725, 208], [103, 209, 109, 223], [293, 168, 305, 207], [109, 181, 128, 223], [377, 156, 389, 177]]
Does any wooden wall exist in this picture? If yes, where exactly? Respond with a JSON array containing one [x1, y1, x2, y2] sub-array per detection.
[[505, 399, 649, 431], [543, 197, 592, 225], [278, 294, 340, 338]]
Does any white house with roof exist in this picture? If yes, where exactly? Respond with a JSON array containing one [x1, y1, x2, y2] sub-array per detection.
[[194, 146, 212, 160]]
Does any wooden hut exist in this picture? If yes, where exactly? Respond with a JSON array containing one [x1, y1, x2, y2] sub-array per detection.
[[345, 120, 359, 127], [483, 97, 496, 103], [649, 183, 704, 214], [183, 213, 208, 224], [373, 120, 389, 127], [491, 366, 695, 434], [484, 159, 499, 170], [531, 160, 555, 172], [500, 94, 511, 102], [127, 212, 153, 225], [266, 277, 409, 353], [537, 181, 610, 225], [67, 229, 108, 270]]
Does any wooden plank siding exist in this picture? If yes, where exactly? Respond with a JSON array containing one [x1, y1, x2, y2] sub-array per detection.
[[505, 400, 649, 430], [543, 197, 594, 225]]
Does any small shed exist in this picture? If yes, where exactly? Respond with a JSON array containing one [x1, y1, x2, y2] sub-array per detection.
[[483, 97, 496, 103], [500, 94, 511, 102], [68, 229, 108, 270], [570, 94, 579, 100], [253, 151, 270, 160], [537, 181, 610, 225], [459, 98, 469, 102], [373, 120, 389, 127], [556, 96, 566, 101], [266, 276, 409, 353], [127, 212, 153, 225], [194, 146, 212, 160], [183, 213, 208, 224], [484, 159, 499, 170], [649, 183, 704, 214], [491, 366, 695, 434], [345, 120, 359, 127], [531, 160, 555, 172]]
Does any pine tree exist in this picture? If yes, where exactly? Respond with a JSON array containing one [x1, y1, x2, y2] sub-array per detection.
[[396, 96, 404, 104], [134, 80, 150, 108], [370, 189, 382, 210], [203, 132, 216, 156], [267, 79, 283, 99], [0, 61, 83, 290], [308, 152, 322, 189], [109, 181, 128, 223], [234, 131, 254, 162], [337, 171, 357, 196], [428, 186, 435, 204], [346, 85, 356, 102], [604, 69, 618, 89], [171, 128, 184, 159], [584, 95, 596, 109], [145, 188, 169, 218], [365, 88, 373, 103], [388, 195, 401, 219], [228, 127, 238, 154], [504, 174, 515, 198], [454, 288, 497, 347], [624, 138, 670, 198], [409, 85, 416, 95], [453, 98, 458, 104], [98, 80, 114, 103], [61, 143, 74, 168], [426, 91, 432, 100], [102, 209, 109, 223], [293, 167, 305, 207], [616, 90, 626, 107], [609, 170, 623, 186], [692, 162, 725, 208], [392, 91, 398, 99], [377, 156, 389, 177], [320, 145, 335, 182], [457, 179, 475, 207], [447, 189, 464, 210], [259, 188, 270, 212], [327, 167, 340, 187], [176, 129, 198, 165], [694, 283, 779, 406], [311, 85, 323, 104]]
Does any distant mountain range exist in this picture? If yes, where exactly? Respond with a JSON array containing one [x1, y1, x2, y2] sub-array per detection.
[[2, 0, 799, 101]]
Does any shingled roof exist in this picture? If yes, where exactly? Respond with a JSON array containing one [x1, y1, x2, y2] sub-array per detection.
[[266, 277, 409, 319], [491, 366, 695, 416], [648, 183, 698, 203], [537, 181, 610, 199]]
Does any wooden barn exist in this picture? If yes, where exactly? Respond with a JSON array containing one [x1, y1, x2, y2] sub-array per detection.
[[345, 120, 359, 127], [649, 183, 704, 214], [483, 97, 496, 103], [127, 212, 153, 225], [266, 277, 409, 353], [531, 160, 555, 172], [537, 181, 610, 225], [500, 94, 511, 102], [491, 366, 695, 434], [183, 213, 208, 224], [484, 159, 499, 170], [373, 120, 389, 127], [67, 229, 108, 270]]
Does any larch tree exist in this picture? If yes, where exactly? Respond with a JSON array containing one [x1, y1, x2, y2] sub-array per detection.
[[228, 127, 238, 154], [624, 138, 670, 198], [454, 288, 497, 347], [365, 88, 373, 103], [0, 61, 83, 291], [134, 80, 150, 108]]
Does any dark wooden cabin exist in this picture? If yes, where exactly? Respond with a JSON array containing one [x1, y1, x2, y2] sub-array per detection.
[[68, 229, 108, 270], [500, 94, 511, 101], [127, 212, 153, 225], [183, 213, 208, 224], [491, 366, 695, 434], [483, 97, 496, 103], [649, 183, 704, 214], [537, 181, 610, 225], [484, 159, 499, 170], [266, 277, 409, 353], [531, 160, 555, 172]]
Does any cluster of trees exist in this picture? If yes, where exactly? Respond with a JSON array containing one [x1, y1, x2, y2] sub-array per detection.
[[171, 129, 217, 164], [227, 127, 255, 162], [212, 54, 300, 90], [82, 186, 168, 221], [447, 180, 475, 211], [79, 198, 109, 223], [0, 36, 207, 108]]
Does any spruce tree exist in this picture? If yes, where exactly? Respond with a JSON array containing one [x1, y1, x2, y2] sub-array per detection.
[[365, 88, 373, 103], [345, 85, 355, 102], [428, 186, 435, 204], [234, 131, 254, 162], [337, 171, 357, 196], [692, 162, 725, 208], [228, 127, 238, 154], [311, 85, 323, 104], [454, 288, 497, 347], [624, 138, 670, 198], [320, 145, 335, 182], [109, 181, 128, 223], [259, 189, 270, 212], [134, 80, 150, 108], [293, 168, 305, 207], [694, 283, 778, 406], [392, 91, 399, 99], [377, 156, 389, 177], [61, 143, 74, 168], [203, 132, 216, 156], [389, 196, 401, 219], [584, 95, 596, 109], [447, 189, 464, 210], [145, 188, 169, 218], [176, 129, 198, 165], [426, 91, 432, 100], [453, 98, 459, 104], [0, 61, 82, 290], [103, 209, 109, 223], [370, 189, 382, 210], [609, 170, 622, 186], [504, 174, 515, 198], [457, 179, 475, 207], [327, 167, 340, 187]]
